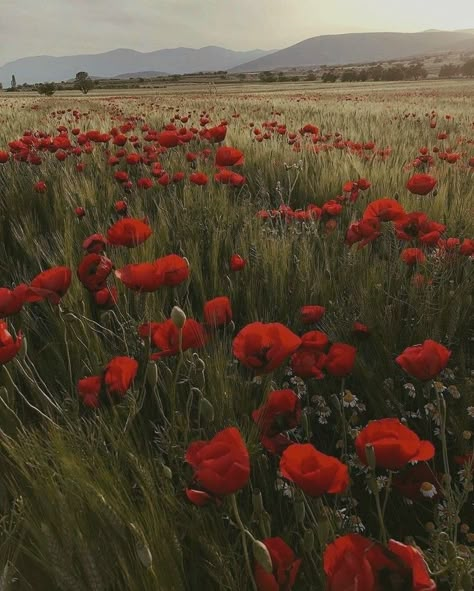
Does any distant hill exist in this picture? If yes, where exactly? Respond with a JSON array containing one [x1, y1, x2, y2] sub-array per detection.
[[113, 71, 169, 80], [231, 30, 474, 72], [0, 46, 274, 86]]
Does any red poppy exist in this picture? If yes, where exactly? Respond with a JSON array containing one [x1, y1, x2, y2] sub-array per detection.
[[0, 151, 9, 164], [300, 330, 329, 351], [94, 286, 118, 309], [392, 463, 441, 501], [34, 181, 47, 193], [324, 534, 435, 591], [300, 305, 325, 325], [137, 177, 153, 190], [395, 212, 445, 243], [24, 267, 72, 304], [107, 218, 152, 247], [325, 343, 357, 377], [280, 443, 349, 497], [189, 172, 209, 185], [185, 489, 215, 507], [363, 198, 406, 222], [114, 200, 128, 215], [82, 233, 107, 254], [104, 356, 138, 397], [401, 248, 427, 265], [0, 285, 28, 316], [185, 427, 250, 496], [355, 418, 435, 471], [0, 322, 23, 365], [215, 146, 244, 167], [396, 339, 450, 381], [158, 130, 180, 148], [291, 349, 326, 379], [140, 319, 207, 359], [460, 239, 474, 256], [77, 254, 113, 292], [154, 254, 190, 286], [77, 375, 102, 408], [230, 254, 246, 271], [214, 169, 246, 186], [203, 296, 232, 328], [353, 322, 369, 336], [203, 125, 227, 143], [115, 262, 164, 292], [252, 389, 301, 437], [406, 173, 437, 196], [254, 537, 301, 591], [345, 218, 382, 248], [233, 322, 301, 374]]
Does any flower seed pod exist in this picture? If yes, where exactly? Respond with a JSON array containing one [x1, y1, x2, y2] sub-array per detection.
[[199, 397, 215, 422], [252, 539, 273, 574], [136, 541, 153, 569], [294, 496, 305, 524], [303, 529, 314, 552], [171, 306, 186, 329], [365, 444, 377, 471], [146, 362, 158, 387], [252, 489, 264, 515]]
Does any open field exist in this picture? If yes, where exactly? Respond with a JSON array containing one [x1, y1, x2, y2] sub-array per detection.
[[0, 80, 473, 590]]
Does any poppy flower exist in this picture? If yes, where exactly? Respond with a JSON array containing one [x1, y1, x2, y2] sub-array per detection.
[[324, 534, 436, 591], [300, 330, 329, 351], [300, 305, 325, 324], [203, 296, 232, 328], [114, 170, 129, 183], [392, 463, 441, 501], [395, 212, 445, 243], [254, 537, 301, 591], [353, 322, 369, 336], [215, 146, 244, 167], [0, 151, 9, 164], [291, 349, 326, 379], [214, 169, 246, 186], [345, 218, 382, 248], [140, 318, 207, 359], [155, 254, 190, 286], [82, 234, 107, 254], [325, 343, 357, 377], [185, 427, 250, 496], [401, 248, 427, 265], [158, 131, 180, 148], [252, 389, 301, 437], [363, 198, 406, 222], [0, 285, 28, 316], [107, 218, 152, 247], [24, 267, 72, 304], [34, 181, 47, 193], [460, 239, 474, 256], [77, 254, 113, 292], [233, 322, 301, 374], [94, 286, 118, 309], [203, 125, 227, 143], [396, 339, 451, 381], [355, 418, 435, 471], [0, 322, 23, 365], [189, 172, 208, 186], [114, 200, 128, 215], [185, 489, 215, 507], [406, 173, 437, 196], [115, 262, 164, 292], [104, 356, 138, 397], [77, 375, 102, 408], [280, 443, 349, 497], [137, 177, 153, 190], [230, 254, 246, 271], [75, 207, 85, 219]]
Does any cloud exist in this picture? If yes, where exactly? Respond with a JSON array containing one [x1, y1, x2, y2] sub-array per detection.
[[1, 0, 473, 65]]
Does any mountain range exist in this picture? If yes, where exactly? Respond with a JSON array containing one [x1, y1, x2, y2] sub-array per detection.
[[0, 47, 273, 86], [1, 29, 474, 86]]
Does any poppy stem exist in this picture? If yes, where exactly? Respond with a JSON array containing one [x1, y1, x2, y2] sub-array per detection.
[[230, 494, 258, 591], [339, 378, 348, 460]]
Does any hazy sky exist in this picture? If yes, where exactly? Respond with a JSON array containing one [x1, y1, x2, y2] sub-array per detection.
[[1, 0, 474, 64]]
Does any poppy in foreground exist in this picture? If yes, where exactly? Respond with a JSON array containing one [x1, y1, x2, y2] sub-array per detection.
[[396, 340, 451, 381], [0, 322, 23, 364], [254, 537, 301, 591]]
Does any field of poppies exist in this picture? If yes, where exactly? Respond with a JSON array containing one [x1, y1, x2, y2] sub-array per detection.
[[0, 80, 473, 590]]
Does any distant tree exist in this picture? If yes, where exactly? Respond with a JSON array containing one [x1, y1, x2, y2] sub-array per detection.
[[406, 62, 428, 80], [461, 58, 474, 77], [438, 63, 460, 78], [341, 69, 358, 82], [74, 71, 94, 94], [357, 69, 368, 82], [238, 73, 246, 81], [277, 72, 286, 82], [322, 71, 338, 83], [367, 65, 383, 81], [37, 82, 57, 96], [305, 71, 317, 81], [0, 82, 2, 90], [11, 75, 17, 89], [382, 66, 406, 81], [259, 71, 277, 83]]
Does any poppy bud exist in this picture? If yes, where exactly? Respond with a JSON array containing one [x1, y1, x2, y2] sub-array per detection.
[[252, 539, 273, 574], [365, 444, 377, 471], [294, 495, 306, 523], [146, 363, 158, 387], [301, 411, 311, 440], [303, 529, 315, 552], [162, 465, 173, 480], [252, 489, 264, 515], [136, 540, 153, 569], [171, 306, 186, 329], [446, 541, 457, 561], [199, 397, 215, 422]]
